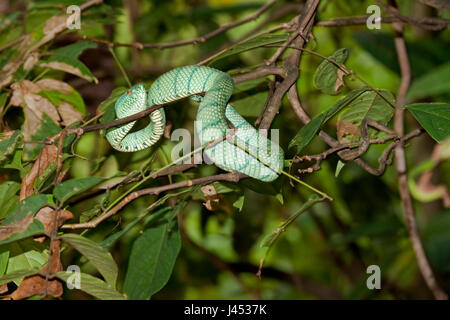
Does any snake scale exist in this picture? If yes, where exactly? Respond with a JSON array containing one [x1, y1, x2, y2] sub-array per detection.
[[106, 66, 284, 182]]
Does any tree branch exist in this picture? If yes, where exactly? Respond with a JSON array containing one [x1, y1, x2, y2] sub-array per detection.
[[63, 172, 244, 229], [388, 0, 448, 300]]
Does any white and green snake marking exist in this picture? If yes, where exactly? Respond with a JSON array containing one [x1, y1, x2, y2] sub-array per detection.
[[106, 66, 284, 182]]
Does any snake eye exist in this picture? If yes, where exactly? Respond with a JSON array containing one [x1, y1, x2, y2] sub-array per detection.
[[127, 90, 131, 94]]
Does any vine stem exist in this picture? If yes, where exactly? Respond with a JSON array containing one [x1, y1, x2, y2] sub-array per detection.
[[108, 47, 132, 87]]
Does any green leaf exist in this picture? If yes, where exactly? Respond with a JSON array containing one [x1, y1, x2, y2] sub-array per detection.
[[288, 88, 370, 152], [0, 130, 21, 162], [124, 210, 181, 300], [40, 55, 97, 83], [211, 182, 240, 194], [407, 62, 450, 101], [210, 33, 289, 64], [314, 48, 349, 95], [0, 268, 40, 286], [0, 92, 7, 109], [288, 113, 326, 153], [289, 87, 369, 154], [61, 234, 118, 288], [39, 87, 86, 115], [231, 92, 268, 117], [0, 181, 21, 219], [322, 87, 372, 123], [0, 248, 9, 276], [2, 194, 48, 225], [98, 87, 127, 113], [335, 160, 346, 177], [233, 195, 245, 212], [37, 40, 99, 83], [406, 103, 450, 142], [0, 219, 46, 245], [5, 241, 47, 277], [3, 150, 27, 177], [25, 114, 61, 160], [275, 193, 284, 205], [338, 90, 395, 140], [55, 271, 125, 300], [99, 87, 127, 130], [100, 207, 171, 249], [53, 177, 104, 203], [53, 40, 98, 59]]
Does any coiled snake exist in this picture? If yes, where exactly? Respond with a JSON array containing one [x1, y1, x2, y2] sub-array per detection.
[[106, 66, 284, 182]]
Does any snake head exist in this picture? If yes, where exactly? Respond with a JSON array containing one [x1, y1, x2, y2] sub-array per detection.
[[115, 84, 147, 117]]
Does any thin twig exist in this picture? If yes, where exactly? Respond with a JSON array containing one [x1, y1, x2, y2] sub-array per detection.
[[287, 77, 393, 176], [317, 16, 450, 29], [63, 172, 244, 229], [62, 130, 239, 229], [374, 0, 449, 31], [388, 0, 448, 300], [259, 0, 320, 131], [142, 0, 279, 49]]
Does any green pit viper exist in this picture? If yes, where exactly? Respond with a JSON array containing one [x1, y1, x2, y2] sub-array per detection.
[[106, 65, 284, 182]]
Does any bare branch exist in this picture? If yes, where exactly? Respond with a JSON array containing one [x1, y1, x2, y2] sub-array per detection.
[[63, 172, 244, 230], [389, 0, 448, 300], [317, 15, 450, 29]]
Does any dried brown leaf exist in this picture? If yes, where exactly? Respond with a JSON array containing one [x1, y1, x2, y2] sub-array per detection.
[[23, 91, 60, 123], [0, 284, 7, 294], [11, 80, 60, 123], [9, 275, 63, 300], [0, 215, 33, 241], [43, 15, 67, 36], [23, 52, 40, 71], [337, 120, 360, 142], [10, 240, 63, 300], [58, 102, 83, 126], [0, 35, 32, 90], [40, 61, 97, 83], [334, 69, 346, 94], [0, 74, 13, 90], [34, 207, 73, 238], [10, 81, 40, 106], [23, 106, 42, 146], [20, 144, 58, 200], [11, 80, 61, 144], [201, 185, 220, 211], [35, 78, 72, 94]]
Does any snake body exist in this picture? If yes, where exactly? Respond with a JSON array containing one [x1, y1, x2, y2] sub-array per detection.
[[106, 66, 284, 182]]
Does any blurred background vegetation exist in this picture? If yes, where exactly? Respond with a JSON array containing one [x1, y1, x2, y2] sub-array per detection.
[[0, 0, 449, 300]]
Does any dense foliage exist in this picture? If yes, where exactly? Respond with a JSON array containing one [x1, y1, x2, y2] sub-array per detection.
[[0, 0, 449, 300]]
